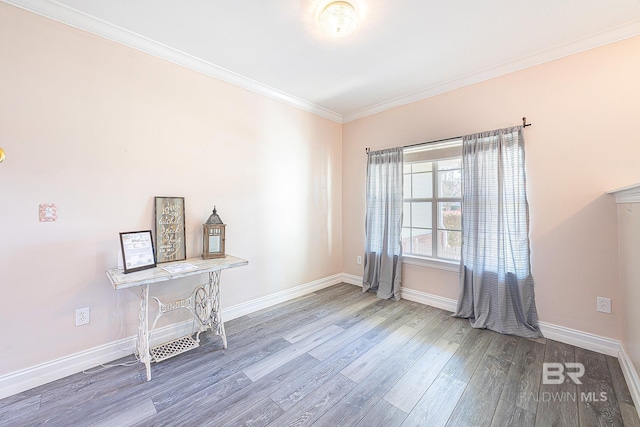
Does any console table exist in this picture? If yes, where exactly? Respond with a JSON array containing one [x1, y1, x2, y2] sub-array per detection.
[[106, 255, 248, 381]]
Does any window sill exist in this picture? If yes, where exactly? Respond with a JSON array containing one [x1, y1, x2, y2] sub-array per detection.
[[402, 255, 459, 272]]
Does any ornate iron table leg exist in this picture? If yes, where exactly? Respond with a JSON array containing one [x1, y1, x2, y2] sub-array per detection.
[[136, 284, 152, 381], [208, 270, 227, 348]]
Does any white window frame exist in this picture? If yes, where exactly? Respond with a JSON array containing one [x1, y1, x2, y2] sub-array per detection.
[[403, 139, 462, 266]]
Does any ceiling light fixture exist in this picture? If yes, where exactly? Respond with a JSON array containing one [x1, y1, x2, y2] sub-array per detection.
[[319, 1, 358, 38]]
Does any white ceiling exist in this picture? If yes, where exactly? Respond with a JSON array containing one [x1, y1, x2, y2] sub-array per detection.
[[5, 0, 640, 122]]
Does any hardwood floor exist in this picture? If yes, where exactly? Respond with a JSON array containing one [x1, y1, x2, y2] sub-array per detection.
[[1, 283, 639, 426]]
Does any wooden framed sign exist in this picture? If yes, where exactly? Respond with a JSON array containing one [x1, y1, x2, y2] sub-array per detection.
[[119, 230, 156, 274], [154, 196, 186, 263]]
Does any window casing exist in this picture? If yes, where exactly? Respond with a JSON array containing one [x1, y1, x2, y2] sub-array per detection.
[[403, 140, 462, 261]]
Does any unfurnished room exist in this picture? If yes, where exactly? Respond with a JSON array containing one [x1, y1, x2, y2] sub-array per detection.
[[1, 1, 640, 426]]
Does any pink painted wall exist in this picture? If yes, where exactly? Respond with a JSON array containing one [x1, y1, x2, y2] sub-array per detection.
[[2, 0, 639, 387], [617, 203, 640, 377], [0, 3, 342, 375], [343, 35, 640, 340]]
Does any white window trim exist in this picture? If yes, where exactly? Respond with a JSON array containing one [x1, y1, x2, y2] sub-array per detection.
[[402, 255, 459, 272]]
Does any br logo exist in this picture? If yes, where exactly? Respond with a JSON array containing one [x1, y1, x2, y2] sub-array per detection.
[[542, 362, 585, 385]]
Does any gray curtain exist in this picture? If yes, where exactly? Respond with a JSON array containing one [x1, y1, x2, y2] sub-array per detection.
[[454, 126, 541, 338], [363, 147, 403, 300]]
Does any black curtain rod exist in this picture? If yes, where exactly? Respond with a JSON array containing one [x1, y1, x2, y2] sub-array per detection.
[[365, 117, 532, 154]]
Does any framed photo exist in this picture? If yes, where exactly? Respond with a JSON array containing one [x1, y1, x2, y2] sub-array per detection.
[[154, 196, 186, 263], [119, 230, 156, 274]]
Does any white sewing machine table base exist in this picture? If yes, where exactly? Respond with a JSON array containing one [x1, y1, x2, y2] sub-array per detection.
[[106, 256, 248, 381]]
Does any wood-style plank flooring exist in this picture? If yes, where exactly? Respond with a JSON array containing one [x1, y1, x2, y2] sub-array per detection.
[[1, 283, 639, 426]]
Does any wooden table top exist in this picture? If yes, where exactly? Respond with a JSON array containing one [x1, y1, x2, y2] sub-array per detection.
[[106, 255, 248, 290]]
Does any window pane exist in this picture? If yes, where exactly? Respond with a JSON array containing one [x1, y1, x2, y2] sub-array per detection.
[[412, 202, 432, 228], [411, 228, 432, 257], [402, 227, 412, 253], [403, 175, 411, 198], [438, 169, 461, 197], [412, 162, 432, 172], [438, 230, 461, 260], [438, 159, 461, 170], [403, 202, 410, 227], [403, 151, 463, 262], [438, 202, 462, 230], [412, 173, 433, 198]]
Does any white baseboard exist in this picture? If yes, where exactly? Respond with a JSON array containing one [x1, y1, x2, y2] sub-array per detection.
[[222, 273, 344, 321], [401, 285, 640, 416], [537, 321, 620, 357], [347, 274, 459, 313], [3, 271, 639, 413], [400, 287, 458, 312], [619, 344, 640, 412], [342, 273, 363, 287], [0, 320, 194, 400], [0, 273, 343, 400], [399, 286, 622, 357]]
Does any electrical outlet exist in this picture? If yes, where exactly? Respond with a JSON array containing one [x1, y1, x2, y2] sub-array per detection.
[[357, 256, 362, 265], [597, 297, 611, 314], [75, 307, 90, 326]]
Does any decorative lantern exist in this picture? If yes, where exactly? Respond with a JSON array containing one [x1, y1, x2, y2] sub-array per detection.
[[202, 206, 226, 259]]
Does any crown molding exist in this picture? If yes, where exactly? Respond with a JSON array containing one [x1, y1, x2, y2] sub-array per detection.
[[343, 20, 640, 123], [1, 0, 344, 123], [4, 0, 640, 125], [608, 183, 640, 204]]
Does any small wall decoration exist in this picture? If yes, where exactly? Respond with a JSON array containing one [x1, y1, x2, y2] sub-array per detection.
[[39, 203, 58, 222], [119, 230, 156, 273], [154, 196, 186, 263]]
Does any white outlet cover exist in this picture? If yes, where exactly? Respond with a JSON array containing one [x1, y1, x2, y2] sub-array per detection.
[[597, 297, 611, 314], [75, 307, 90, 326]]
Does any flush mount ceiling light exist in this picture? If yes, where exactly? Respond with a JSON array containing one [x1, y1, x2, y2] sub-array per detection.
[[319, 1, 358, 38]]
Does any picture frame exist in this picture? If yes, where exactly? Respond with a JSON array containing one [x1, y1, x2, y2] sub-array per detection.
[[154, 196, 186, 263], [119, 230, 156, 274]]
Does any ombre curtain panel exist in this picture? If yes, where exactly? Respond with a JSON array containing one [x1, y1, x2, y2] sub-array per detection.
[[454, 126, 541, 338], [362, 147, 403, 300]]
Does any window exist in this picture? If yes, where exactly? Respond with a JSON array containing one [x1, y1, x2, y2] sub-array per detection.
[[403, 139, 462, 261]]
